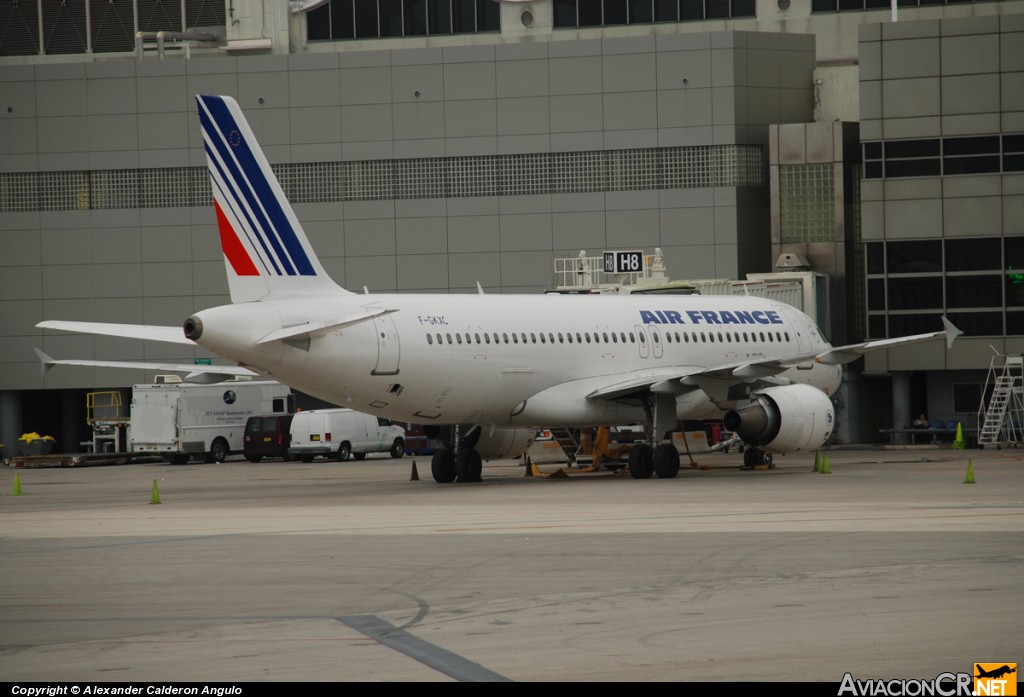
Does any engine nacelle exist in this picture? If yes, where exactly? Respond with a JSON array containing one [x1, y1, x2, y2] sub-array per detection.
[[424, 424, 534, 460], [722, 384, 834, 453], [474, 427, 534, 460]]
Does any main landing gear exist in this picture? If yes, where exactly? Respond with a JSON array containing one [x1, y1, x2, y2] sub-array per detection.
[[429, 425, 483, 483], [429, 447, 483, 483], [742, 447, 774, 469], [625, 393, 683, 480], [625, 442, 681, 479]]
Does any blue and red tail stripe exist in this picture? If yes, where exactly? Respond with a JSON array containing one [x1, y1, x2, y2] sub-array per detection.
[[214, 200, 260, 276], [197, 95, 316, 277]]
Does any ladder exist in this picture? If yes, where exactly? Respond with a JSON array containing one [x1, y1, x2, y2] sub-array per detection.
[[977, 355, 1024, 447], [548, 428, 580, 464]]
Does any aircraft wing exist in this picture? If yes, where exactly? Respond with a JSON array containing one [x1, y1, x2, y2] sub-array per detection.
[[37, 320, 193, 345], [35, 350, 259, 384], [585, 357, 813, 401], [586, 317, 962, 401], [585, 367, 706, 400], [813, 316, 962, 364]]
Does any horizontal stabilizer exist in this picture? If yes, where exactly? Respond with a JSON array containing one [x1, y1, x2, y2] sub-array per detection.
[[256, 308, 397, 344], [34, 349, 258, 382], [37, 320, 193, 345]]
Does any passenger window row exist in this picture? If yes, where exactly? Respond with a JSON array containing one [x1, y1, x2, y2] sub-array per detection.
[[424, 329, 791, 346]]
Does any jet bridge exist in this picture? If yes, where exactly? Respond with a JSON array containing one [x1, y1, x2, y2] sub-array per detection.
[[550, 248, 827, 332]]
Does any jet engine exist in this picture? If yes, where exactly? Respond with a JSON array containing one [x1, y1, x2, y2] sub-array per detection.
[[722, 384, 834, 453]]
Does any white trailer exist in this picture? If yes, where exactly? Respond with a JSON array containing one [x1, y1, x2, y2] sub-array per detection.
[[130, 377, 294, 464]]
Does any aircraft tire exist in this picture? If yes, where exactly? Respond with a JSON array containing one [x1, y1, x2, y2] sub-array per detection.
[[455, 448, 483, 483], [743, 447, 773, 468], [653, 443, 680, 479], [431, 448, 456, 483], [628, 443, 654, 479]]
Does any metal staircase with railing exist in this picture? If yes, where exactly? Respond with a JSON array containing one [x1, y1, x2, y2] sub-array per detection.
[[977, 355, 1024, 448], [547, 428, 580, 464]]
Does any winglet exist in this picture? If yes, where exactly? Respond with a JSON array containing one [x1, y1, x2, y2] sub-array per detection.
[[34, 348, 55, 379], [942, 315, 963, 350]]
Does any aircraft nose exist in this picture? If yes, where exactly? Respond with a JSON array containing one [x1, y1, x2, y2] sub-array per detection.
[[184, 315, 204, 341]]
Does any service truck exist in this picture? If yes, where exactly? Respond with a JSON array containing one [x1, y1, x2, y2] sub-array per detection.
[[130, 377, 294, 464]]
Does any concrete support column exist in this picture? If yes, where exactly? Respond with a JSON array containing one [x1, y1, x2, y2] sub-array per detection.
[[62, 389, 81, 455], [892, 371, 911, 445], [0, 390, 22, 460]]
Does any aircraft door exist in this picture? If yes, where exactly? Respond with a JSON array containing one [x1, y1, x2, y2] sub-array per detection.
[[634, 325, 650, 359], [788, 309, 809, 353], [648, 326, 664, 359], [371, 313, 400, 375]]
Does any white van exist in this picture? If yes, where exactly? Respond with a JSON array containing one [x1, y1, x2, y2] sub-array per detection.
[[289, 408, 406, 462]]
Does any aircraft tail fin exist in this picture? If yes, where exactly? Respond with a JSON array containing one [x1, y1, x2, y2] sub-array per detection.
[[196, 94, 349, 303]]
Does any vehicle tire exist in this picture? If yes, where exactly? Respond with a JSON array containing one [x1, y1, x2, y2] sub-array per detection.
[[353, 452, 366, 461], [653, 443, 680, 479], [336, 443, 351, 462], [206, 438, 229, 464], [628, 443, 654, 479], [431, 448, 456, 483], [455, 448, 482, 483], [300, 454, 314, 463], [170, 454, 190, 465], [390, 438, 405, 459], [246, 455, 262, 463]]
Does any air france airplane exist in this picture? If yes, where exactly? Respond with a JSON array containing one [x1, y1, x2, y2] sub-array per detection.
[[36, 95, 961, 483]]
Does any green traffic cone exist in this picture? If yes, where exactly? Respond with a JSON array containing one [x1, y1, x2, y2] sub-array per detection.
[[12, 473, 22, 496], [953, 422, 966, 450], [820, 453, 831, 474], [813, 451, 821, 473], [150, 479, 162, 504], [964, 459, 975, 484]]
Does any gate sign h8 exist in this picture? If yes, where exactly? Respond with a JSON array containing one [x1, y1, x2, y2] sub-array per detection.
[[604, 250, 644, 274]]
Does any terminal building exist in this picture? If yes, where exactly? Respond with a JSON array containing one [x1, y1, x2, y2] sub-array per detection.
[[1, 0, 1022, 451]]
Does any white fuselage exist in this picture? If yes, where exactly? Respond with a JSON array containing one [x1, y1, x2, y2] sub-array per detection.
[[191, 293, 841, 428]]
